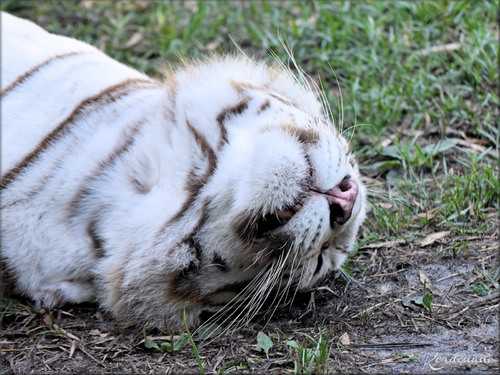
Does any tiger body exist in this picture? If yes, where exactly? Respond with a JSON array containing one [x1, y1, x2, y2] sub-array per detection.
[[1, 13, 366, 329]]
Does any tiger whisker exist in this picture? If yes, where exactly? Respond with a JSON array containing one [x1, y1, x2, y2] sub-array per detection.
[[193, 265, 271, 335], [198, 252, 288, 339], [260, 248, 300, 326], [217, 262, 281, 336], [208, 246, 295, 338]]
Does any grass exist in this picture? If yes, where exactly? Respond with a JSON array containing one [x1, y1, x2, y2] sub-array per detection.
[[3, 1, 497, 238], [1, 1, 499, 374]]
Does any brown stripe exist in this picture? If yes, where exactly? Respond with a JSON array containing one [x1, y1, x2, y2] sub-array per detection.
[[154, 120, 219, 236], [215, 98, 250, 151], [268, 91, 299, 108], [185, 120, 217, 192], [87, 218, 105, 259], [1, 51, 86, 98], [336, 247, 350, 255], [157, 180, 198, 235], [106, 248, 133, 321], [68, 121, 144, 221], [164, 200, 210, 302], [257, 99, 271, 114], [262, 124, 319, 145], [1, 78, 157, 191], [231, 80, 265, 94], [180, 199, 210, 262]]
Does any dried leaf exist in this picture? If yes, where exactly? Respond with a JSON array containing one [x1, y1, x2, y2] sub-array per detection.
[[362, 239, 406, 249], [418, 270, 431, 286], [338, 332, 350, 346], [418, 269, 443, 296], [80, 0, 96, 8], [416, 42, 461, 56], [93, 311, 103, 321], [69, 340, 76, 358], [419, 231, 451, 247], [417, 207, 439, 220], [455, 138, 488, 154], [380, 137, 394, 147], [42, 312, 53, 326], [425, 112, 431, 126], [118, 31, 143, 50], [205, 40, 221, 51]]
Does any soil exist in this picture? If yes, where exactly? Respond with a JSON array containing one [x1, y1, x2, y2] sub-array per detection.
[[1, 232, 498, 374]]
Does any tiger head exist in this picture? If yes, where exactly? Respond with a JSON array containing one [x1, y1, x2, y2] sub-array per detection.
[[110, 57, 366, 329]]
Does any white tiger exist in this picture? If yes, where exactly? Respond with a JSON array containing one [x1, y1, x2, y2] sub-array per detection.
[[0, 12, 366, 330]]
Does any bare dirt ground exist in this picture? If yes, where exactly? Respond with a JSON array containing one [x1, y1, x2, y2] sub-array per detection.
[[1, 231, 498, 374]]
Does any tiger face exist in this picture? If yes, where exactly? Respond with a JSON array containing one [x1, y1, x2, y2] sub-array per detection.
[[93, 59, 366, 328], [173, 110, 366, 322], [1, 12, 365, 330]]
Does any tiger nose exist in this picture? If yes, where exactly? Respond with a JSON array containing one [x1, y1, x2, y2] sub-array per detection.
[[325, 178, 358, 227]]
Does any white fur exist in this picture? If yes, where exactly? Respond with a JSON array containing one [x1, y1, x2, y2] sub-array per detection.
[[1, 13, 366, 330]]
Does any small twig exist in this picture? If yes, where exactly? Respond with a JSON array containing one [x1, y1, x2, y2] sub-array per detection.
[[436, 273, 460, 282], [396, 312, 406, 328], [418, 313, 441, 324], [371, 269, 406, 277], [447, 293, 499, 315], [349, 302, 385, 319], [69, 340, 76, 359], [361, 239, 406, 249], [25, 325, 45, 334], [53, 324, 80, 341], [411, 317, 419, 333], [0, 348, 31, 352], [446, 306, 469, 321], [78, 344, 105, 366], [479, 245, 500, 252]]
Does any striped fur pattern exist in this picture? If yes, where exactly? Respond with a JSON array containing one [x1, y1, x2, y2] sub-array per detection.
[[1, 13, 366, 330]]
